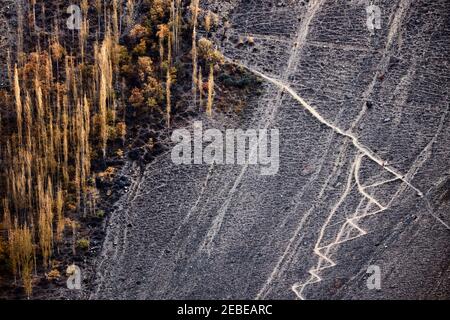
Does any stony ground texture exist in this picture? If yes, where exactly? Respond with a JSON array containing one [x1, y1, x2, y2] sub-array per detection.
[[93, 0, 450, 300]]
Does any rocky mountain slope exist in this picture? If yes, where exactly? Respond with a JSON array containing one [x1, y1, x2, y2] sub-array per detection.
[[92, 0, 449, 299]]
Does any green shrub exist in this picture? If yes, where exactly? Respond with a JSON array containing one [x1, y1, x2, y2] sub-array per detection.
[[77, 238, 90, 250]]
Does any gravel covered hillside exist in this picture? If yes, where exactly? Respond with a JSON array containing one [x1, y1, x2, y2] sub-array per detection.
[[92, 0, 450, 300]]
